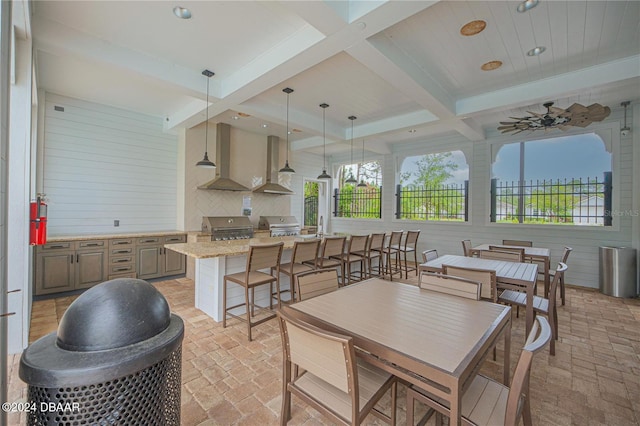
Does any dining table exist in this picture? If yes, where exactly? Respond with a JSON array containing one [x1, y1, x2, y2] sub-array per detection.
[[420, 254, 539, 336], [285, 278, 512, 426], [470, 243, 551, 297]]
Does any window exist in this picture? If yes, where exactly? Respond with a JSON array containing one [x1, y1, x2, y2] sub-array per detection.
[[334, 160, 382, 218], [396, 151, 469, 221], [491, 133, 612, 226]]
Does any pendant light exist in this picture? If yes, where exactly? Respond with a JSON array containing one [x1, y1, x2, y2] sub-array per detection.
[[196, 69, 216, 168], [279, 88, 295, 174], [345, 116, 357, 184], [357, 138, 367, 187], [317, 103, 331, 179]]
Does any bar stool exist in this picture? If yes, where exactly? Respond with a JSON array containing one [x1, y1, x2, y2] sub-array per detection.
[[365, 233, 386, 278], [382, 231, 403, 281], [273, 238, 320, 303], [397, 230, 420, 279], [331, 234, 369, 285], [311, 236, 346, 285], [223, 241, 284, 341]]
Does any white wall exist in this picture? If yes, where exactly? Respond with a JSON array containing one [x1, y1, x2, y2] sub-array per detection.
[[41, 93, 179, 236], [318, 110, 636, 290], [183, 124, 291, 231]]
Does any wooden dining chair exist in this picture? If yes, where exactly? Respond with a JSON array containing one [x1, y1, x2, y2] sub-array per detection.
[[406, 316, 552, 426], [422, 249, 438, 263], [502, 239, 533, 247], [295, 268, 339, 301], [442, 265, 497, 302], [312, 236, 346, 284], [551, 246, 572, 305], [419, 272, 481, 300], [274, 238, 320, 303], [331, 234, 369, 285], [382, 231, 404, 280], [461, 239, 472, 257], [498, 262, 567, 355], [480, 248, 524, 262], [223, 241, 284, 341], [277, 307, 397, 426]]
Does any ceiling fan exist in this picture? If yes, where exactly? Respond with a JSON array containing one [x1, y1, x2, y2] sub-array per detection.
[[498, 101, 611, 134]]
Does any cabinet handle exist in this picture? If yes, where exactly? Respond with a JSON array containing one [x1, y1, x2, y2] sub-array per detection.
[[70, 255, 74, 264], [0, 312, 16, 318], [114, 241, 129, 245], [115, 259, 129, 263], [7, 289, 21, 294], [76, 254, 79, 263], [115, 267, 130, 272], [115, 250, 129, 254], [141, 239, 157, 243], [84, 243, 100, 247], [48, 244, 65, 249]]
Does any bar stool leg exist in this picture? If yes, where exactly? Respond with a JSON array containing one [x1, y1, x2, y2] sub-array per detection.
[[245, 286, 252, 341]]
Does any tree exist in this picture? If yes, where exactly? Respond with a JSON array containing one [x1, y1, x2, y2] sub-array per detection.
[[404, 152, 458, 187]]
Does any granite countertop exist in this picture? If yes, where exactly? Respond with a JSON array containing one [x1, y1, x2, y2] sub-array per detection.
[[47, 231, 187, 242], [165, 236, 303, 259]]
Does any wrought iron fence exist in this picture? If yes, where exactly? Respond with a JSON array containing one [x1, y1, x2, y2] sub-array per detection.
[[304, 196, 318, 226], [396, 181, 468, 221], [490, 172, 612, 225], [333, 186, 381, 218]]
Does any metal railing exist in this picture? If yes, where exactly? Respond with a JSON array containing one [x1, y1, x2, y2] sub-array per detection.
[[490, 172, 612, 225], [304, 196, 318, 226], [333, 187, 382, 218], [395, 181, 468, 221]]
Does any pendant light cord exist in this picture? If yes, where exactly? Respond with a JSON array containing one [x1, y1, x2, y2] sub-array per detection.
[[286, 92, 290, 162], [323, 107, 326, 169], [205, 77, 209, 152]]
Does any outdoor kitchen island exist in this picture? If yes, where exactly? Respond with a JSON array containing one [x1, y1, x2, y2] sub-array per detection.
[[164, 236, 299, 322]]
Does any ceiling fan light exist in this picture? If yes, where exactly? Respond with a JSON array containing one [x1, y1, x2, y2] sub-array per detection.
[[517, 0, 538, 13], [526, 46, 546, 56]]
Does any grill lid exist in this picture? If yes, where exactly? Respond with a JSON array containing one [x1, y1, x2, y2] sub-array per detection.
[[258, 216, 300, 230], [202, 216, 253, 233]]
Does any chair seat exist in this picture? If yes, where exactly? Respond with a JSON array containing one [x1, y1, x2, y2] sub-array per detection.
[[224, 270, 278, 287], [294, 358, 394, 423], [411, 374, 521, 426], [313, 258, 342, 268], [278, 262, 314, 276], [499, 289, 549, 314], [331, 253, 366, 262]]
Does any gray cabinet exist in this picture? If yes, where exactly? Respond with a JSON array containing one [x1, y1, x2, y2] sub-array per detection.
[[136, 235, 186, 280], [162, 235, 186, 276], [35, 240, 107, 296]]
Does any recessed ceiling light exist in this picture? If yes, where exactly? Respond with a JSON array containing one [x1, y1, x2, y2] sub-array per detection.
[[232, 116, 239, 120], [526, 46, 546, 56], [408, 129, 416, 133], [460, 20, 487, 36], [517, 0, 539, 13], [481, 60, 503, 71], [173, 6, 191, 19], [262, 124, 268, 128]]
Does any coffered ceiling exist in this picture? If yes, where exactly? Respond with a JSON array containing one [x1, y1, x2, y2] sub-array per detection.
[[31, 1, 640, 155]]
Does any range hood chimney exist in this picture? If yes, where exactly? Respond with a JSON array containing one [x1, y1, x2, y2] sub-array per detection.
[[252, 136, 293, 195], [198, 123, 250, 191]]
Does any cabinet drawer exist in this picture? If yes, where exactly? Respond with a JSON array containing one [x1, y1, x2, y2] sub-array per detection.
[[39, 241, 74, 251], [109, 264, 135, 275], [110, 238, 134, 247], [163, 235, 186, 244], [137, 237, 161, 245], [110, 255, 135, 265], [77, 240, 106, 249], [110, 247, 134, 256], [108, 272, 137, 280]]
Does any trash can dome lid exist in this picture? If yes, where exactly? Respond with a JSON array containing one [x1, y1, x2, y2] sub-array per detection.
[[56, 278, 171, 351]]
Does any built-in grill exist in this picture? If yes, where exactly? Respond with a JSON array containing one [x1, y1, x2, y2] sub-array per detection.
[[202, 216, 254, 241], [258, 216, 301, 237]]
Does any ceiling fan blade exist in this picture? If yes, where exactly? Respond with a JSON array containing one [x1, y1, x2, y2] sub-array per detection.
[[587, 105, 611, 122], [570, 115, 593, 127], [548, 106, 567, 115], [566, 103, 589, 114]]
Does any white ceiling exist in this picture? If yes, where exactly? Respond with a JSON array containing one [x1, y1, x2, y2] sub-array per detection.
[[30, 0, 640, 156]]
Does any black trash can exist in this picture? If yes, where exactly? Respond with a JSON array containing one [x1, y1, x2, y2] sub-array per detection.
[[20, 278, 184, 426]]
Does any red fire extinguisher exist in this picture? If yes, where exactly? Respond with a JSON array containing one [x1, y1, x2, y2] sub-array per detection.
[[30, 195, 47, 245]]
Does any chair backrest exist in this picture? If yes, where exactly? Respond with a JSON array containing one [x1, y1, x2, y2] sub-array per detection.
[[547, 262, 567, 312], [246, 242, 284, 272], [295, 268, 340, 301], [502, 239, 533, 247], [461, 239, 472, 257], [480, 248, 524, 262], [348, 234, 368, 253], [504, 316, 552, 426], [320, 236, 346, 258], [442, 264, 497, 301], [277, 307, 357, 397], [422, 249, 438, 263], [292, 239, 320, 266], [368, 233, 386, 252], [388, 231, 403, 247], [404, 230, 420, 248], [560, 246, 573, 263], [419, 272, 481, 300]]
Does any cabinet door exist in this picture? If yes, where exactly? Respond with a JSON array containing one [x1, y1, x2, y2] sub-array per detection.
[[75, 250, 108, 289], [137, 245, 161, 279], [34, 251, 75, 295], [162, 248, 185, 276]]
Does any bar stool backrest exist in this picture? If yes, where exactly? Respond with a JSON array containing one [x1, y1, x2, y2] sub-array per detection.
[[292, 239, 321, 266], [404, 230, 420, 249], [368, 233, 385, 252], [247, 242, 284, 273], [348, 235, 368, 253], [321, 236, 346, 258], [388, 231, 403, 248]]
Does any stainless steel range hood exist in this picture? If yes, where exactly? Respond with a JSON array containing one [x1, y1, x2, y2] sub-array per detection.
[[252, 135, 293, 195], [198, 123, 250, 191]]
